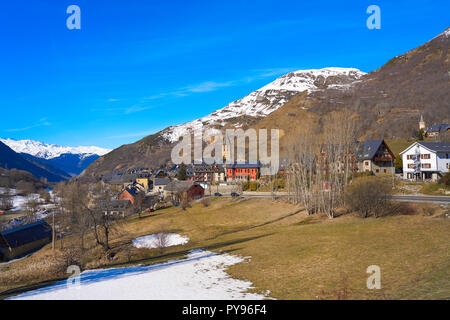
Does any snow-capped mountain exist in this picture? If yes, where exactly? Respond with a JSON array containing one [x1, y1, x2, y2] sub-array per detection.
[[0, 138, 111, 160], [161, 67, 365, 142]]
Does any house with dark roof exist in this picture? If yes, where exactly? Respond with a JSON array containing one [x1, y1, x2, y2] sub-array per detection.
[[164, 181, 204, 201], [153, 178, 170, 193], [99, 199, 132, 217], [189, 163, 225, 183], [400, 142, 450, 181], [0, 220, 52, 261], [118, 182, 146, 205], [356, 140, 396, 175], [426, 123, 450, 137]]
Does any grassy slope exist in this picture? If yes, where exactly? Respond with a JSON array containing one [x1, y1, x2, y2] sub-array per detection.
[[1, 198, 449, 299]]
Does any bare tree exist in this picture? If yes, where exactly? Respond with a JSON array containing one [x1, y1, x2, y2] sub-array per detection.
[[87, 182, 120, 254], [286, 109, 357, 218], [16, 180, 35, 196], [155, 224, 170, 254], [56, 181, 92, 252], [134, 191, 145, 218], [286, 121, 318, 215], [24, 195, 40, 223], [0, 187, 14, 211], [180, 191, 192, 211]]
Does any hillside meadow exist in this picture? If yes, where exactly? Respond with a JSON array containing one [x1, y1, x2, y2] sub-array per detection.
[[1, 198, 449, 299]]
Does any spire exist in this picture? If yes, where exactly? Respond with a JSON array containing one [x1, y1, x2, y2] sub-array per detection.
[[419, 114, 426, 130]]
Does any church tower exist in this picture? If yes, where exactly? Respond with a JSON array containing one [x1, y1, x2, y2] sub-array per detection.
[[419, 114, 426, 131]]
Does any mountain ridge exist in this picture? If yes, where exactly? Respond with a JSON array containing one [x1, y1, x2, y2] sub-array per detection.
[[0, 138, 111, 160], [80, 28, 450, 178], [0, 141, 68, 182]]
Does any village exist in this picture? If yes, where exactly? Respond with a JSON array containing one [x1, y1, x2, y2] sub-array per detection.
[[0, 116, 449, 267]]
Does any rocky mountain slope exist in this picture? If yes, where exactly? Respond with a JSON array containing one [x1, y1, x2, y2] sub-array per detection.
[[81, 28, 450, 178], [161, 68, 365, 142]]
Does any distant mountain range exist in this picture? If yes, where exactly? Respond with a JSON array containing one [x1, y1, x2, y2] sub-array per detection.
[[80, 27, 450, 179], [0, 139, 111, 181]]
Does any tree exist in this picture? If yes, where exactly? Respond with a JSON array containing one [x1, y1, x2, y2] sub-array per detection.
[[39, 189, 51, 203], [0, 187, 14, 211], [394, 156, 403, 171], [438, 172, 450, 186], [88, 182, 121, 254], [24, 195, 40, 223], [180, 191, 192, 210], [16, 180, 35, 196], [346, 177, 394, 218], [286, 109, 357, 218], [177, 164, 187, 180], [56, 181, 91, 252], [417, 129, 425, 141], [134, 191, 145, 218]]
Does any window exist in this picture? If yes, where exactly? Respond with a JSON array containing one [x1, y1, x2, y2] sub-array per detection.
[[408, 164, 415, 168], [421, 154, 430, 159], [421, 163, 431, 169], [376, 169, 379, 173], [365, 161, 369, 166], [384, 169, 387, 173]]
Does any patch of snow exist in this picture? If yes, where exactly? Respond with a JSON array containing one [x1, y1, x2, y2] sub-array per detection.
[[0, 138, 111, 159], [8, 249, 271, 300], [132, 233, 189, 249]]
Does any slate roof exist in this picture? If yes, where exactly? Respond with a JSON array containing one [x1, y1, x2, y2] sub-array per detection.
[[426, 123, 450, 133], [417, 142, 450, 153], [99, 200, 131, 210], [227, 161, 261, 169], [0, 220, 52, 249], [154, 178, 170, 186], [165, 180, 195, 192], [356, 140, 384, 160]]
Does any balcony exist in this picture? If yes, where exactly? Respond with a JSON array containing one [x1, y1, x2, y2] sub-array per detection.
[[373, 156, 393, 162]]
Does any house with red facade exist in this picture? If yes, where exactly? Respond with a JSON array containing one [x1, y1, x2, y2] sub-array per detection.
[[118, 182, 146, 205], [226, 162, 260, 181], [164, 181, 205, 200]]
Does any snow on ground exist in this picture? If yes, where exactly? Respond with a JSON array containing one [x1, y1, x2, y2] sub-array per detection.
[[0, 188, 58, 230], [132, 233, 189, 249], [8, 249, 271, 300]]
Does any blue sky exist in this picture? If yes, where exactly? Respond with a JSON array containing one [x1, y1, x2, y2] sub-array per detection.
[[0, 0, 448, 149]]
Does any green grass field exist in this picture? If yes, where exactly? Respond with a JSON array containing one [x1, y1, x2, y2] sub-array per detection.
[[1, 198, 449, 299]]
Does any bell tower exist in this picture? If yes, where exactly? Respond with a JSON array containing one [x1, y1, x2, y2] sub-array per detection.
[[419, 114, 426, 131]]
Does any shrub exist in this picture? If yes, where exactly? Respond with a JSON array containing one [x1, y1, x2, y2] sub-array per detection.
[[200, 197, 211, 207], [438, 172, 450, 186], [346, 177, 394, 218]]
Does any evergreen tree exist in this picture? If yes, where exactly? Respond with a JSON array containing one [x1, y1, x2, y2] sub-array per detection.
[[177, 164, 187, 180]]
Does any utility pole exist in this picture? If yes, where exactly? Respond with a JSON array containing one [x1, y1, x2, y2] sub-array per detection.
[[52, 210, 55, 251], [391, 159, 395, 189]]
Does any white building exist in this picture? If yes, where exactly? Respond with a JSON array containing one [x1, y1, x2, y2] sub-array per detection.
[[400, 142, 450, 181]]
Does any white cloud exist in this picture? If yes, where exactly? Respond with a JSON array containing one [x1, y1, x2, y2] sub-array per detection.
[[6, 118, 51, 132]]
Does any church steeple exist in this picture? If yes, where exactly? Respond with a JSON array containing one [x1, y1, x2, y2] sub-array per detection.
[[419, 114, 426, 130]]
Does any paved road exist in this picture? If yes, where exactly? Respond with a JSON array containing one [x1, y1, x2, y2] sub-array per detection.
[[213, 193, 450, 204], [390, 195, 450, 204]]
